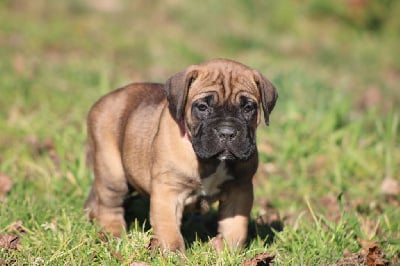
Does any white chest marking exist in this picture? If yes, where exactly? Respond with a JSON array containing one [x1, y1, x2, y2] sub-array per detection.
[[201, 162, 233, 196]]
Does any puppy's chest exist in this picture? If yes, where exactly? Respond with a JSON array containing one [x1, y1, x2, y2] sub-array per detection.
[[200, 162, 233, 196], [185, 162, 233, 208]]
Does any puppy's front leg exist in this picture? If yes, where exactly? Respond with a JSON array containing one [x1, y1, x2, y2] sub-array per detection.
[[149, 181, 186, 252], [216, 181, 254, 251]]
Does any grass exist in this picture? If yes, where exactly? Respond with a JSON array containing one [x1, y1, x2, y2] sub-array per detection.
[[1, 0, 399, 265]]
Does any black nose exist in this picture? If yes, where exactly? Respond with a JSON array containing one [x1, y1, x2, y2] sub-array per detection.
[[216, 126, 238, 141]]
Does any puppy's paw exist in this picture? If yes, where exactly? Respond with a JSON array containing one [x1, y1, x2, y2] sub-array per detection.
[[210, 234, 224, 253], [102, 220, 126, 237], [147, 237, 159, 251], [147, 236, 185, 254], [92, 212, 126, 237]]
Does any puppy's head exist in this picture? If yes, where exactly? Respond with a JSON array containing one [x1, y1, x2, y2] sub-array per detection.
[[165, 59, 278, 161]]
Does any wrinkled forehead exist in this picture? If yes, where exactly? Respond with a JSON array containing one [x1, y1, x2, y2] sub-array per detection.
[[188, 66, 260, 104]]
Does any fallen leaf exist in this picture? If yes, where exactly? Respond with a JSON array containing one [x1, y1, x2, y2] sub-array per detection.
[[359, 240, 390, 266], [0, 234, 22, 250], [0, 173, 13, 200], [336, 240, 391, 265], [242, 253, 275, 266], [6, 221, 28, 234], [366, 245, 389, 266]]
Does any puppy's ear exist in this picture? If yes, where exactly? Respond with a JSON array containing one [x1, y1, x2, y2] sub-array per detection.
[[164, 68, 198, 121], [253, 71, 278, 126]]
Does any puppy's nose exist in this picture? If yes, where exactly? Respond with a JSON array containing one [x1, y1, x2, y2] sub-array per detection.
[[216, 126, 237, 141]]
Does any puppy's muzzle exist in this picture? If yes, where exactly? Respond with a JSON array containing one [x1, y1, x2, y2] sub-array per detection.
[[212, 123, 243, 160]]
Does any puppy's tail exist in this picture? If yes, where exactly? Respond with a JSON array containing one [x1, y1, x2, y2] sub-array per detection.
[[85, 140, 94, 170], [83, 138, 95, 220]]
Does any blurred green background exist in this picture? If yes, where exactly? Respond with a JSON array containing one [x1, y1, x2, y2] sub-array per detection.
[[0, 0, 399, 264]]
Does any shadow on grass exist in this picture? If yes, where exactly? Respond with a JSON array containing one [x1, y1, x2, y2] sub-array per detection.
[[123, 193, 283, 248]]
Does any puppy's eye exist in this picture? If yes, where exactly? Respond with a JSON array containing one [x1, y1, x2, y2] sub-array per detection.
[[196, 103, 209, 112], [243, 102, 256, 113]]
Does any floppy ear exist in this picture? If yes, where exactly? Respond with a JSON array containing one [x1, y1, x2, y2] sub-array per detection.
[[164, 68, 199, 121], [253, 71, 278, 126]]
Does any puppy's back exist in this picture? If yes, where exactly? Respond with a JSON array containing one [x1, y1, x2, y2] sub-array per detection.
[[87, 83, 166, 146]]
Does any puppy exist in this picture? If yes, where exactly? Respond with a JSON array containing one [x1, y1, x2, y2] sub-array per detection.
[[84, 58, 278, 252]]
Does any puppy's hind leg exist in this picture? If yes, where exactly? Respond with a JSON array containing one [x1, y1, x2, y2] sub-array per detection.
[[84, 137, 128, 237]]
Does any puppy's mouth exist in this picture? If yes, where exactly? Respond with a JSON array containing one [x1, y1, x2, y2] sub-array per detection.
[[217, 150, 236, 161]]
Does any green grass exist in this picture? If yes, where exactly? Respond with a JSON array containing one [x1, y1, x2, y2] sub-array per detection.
[[1, 0, 399, 265]]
